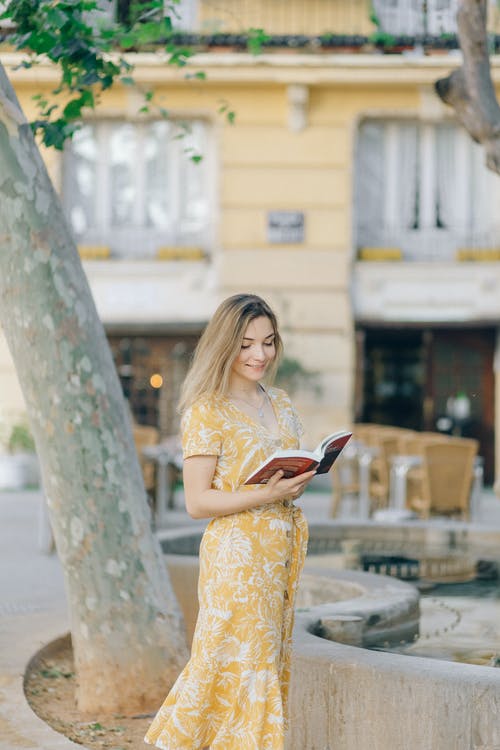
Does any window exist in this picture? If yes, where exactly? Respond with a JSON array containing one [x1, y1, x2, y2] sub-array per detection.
[[0, 1, 16, 28], [92, 0, 198, 29], [355, 119, 500, 260], [62, 119, 211, 259], [372, 0, 458, 36]]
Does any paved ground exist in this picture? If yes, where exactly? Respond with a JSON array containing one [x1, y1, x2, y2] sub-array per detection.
[[1, 480, 500, 750]]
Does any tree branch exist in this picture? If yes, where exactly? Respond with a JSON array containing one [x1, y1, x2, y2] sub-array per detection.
[[435, 0, 500, 174]]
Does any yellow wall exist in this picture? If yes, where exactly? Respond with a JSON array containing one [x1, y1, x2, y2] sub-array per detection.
[[7, 52, 500, 458], [198, 0, 376, 35], [197, 0, 500, 36]]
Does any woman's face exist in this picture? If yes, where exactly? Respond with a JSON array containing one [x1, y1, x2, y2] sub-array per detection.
[[230, 316, 276, 386]]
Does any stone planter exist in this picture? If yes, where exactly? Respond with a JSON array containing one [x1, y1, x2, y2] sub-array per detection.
[[0, 452, 40, 490]]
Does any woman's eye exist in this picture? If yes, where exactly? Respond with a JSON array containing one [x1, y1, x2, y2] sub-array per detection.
[[241, 344, 251, 350], [265, 341, 275, 347]]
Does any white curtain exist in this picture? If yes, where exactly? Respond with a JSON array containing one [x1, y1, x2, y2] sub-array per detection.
[[372, 0, 424, 35], [355, 121, 385, 249], [436, 124, 461, 230], [145, 120, 172, 230], [178, 122, 210, 240], [394, 123, 418, 231], [62, 125, 98, 236], [172, 0, 199, 30], [427, 0, 458, 35], [373, 0, 459, 36], [356, 121, 418, 250], [470, 139, 496, 246]]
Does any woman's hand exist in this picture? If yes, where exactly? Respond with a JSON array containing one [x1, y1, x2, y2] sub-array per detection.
[[183, 456, 316, 519], [263, 469, 316, 504]]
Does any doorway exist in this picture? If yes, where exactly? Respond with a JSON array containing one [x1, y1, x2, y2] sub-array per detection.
[[107, 333, 198, 435], [358, 326, 495, 484]]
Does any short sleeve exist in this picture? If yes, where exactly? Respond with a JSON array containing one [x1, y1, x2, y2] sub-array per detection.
[[181, 397, 223, 459]]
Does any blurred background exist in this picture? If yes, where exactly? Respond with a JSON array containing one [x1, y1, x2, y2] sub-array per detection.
[[1, 0, 500, 487]]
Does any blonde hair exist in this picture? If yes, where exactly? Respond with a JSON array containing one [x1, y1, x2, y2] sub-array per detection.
[[179, 294, 283, 412]]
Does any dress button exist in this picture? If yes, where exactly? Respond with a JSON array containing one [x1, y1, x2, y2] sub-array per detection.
[[286, 531, 291, 538], [284, 590, 289, 600], [285, 560, 289, 568]]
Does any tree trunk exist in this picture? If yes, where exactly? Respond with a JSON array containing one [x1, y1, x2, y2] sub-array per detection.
[[435, 0, 500, 175], [0, 62, 188, 715]]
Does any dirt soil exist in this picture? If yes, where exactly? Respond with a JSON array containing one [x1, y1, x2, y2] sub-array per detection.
[[24, 637, 154, 749]]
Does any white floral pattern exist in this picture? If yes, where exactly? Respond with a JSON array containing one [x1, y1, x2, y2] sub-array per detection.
[[144, 388, 308, 750]]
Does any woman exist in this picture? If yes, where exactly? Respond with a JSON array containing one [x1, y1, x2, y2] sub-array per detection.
[[144, 293, 315, 750]]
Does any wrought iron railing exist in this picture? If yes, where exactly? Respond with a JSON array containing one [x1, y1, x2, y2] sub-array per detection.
[[188, 0, 500, 52], [4, 2, 499, 53]]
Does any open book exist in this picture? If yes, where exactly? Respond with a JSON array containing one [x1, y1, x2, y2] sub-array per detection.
[[244, 430, 352, 485]]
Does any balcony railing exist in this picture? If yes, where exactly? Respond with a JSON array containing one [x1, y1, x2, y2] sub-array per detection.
[[191, 0, 500, 52], [356, 227, 500, 263], [29, 1, 499, 53]]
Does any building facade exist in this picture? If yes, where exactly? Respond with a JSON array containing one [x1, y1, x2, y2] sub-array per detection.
[[1, 0, 500, 485]]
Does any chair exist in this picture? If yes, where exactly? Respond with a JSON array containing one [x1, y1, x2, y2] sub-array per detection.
[[408, 438, 478, 520], [368, 434, 402, 511], [330, 443, 360, 517], [132, 425, 160, 494]]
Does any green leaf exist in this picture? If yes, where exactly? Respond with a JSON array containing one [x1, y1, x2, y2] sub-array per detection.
[[45, 6, 71, 30], [27, 30, 59, 55], [119, 32, 137, 48], [32, 118, 81, 150], [166, 44, 193, 67], [62, 90, 95, 120], [247, 27, 271, 56], [1, 0, 212, 151], [185, 71, 206, 81], [40, 103, 59, 118], [13, 60, 35, 71]]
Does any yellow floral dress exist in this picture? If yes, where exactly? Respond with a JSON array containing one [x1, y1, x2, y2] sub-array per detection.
[[144, 387, 309, 750]]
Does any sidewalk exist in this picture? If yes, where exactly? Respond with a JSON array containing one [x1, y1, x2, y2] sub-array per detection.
[[1, 482, 500, 750]]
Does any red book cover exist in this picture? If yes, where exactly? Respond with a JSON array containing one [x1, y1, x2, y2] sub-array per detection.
[[244, 455, 319, 485], [244, 430, 352, 485]]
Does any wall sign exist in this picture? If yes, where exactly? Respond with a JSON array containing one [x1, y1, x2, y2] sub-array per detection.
[[267, 211, 305, 244]]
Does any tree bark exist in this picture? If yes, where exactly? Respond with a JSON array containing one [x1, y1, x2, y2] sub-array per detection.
[[0, 62, 188, 715], [435, 0, 500, 175]]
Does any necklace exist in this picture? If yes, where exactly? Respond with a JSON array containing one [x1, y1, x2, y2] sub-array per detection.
[[229, 387, 267, 419]]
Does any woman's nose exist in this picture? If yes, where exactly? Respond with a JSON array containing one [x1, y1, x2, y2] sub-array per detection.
[[254, 346, 266, 359]]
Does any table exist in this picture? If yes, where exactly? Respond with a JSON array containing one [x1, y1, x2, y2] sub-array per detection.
[[142, 436, 182, 525], [389, 454, 423, 512]]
